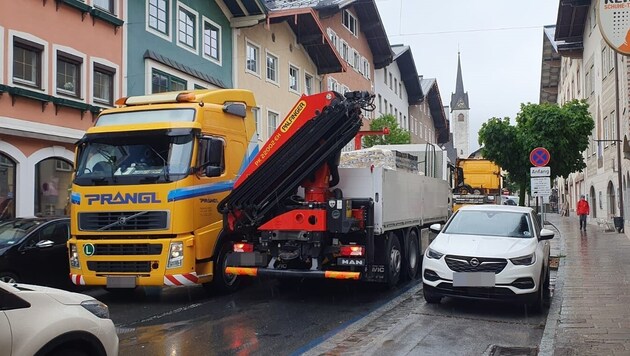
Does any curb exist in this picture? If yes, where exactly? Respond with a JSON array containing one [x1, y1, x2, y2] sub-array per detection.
[[538, 218, 567, 355]]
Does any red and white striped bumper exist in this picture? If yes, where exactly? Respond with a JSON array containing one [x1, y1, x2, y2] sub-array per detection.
[[164, 273, 199, 286], [70, 274, 85, 285]]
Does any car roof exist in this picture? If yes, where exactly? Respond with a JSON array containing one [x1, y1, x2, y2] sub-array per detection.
[[456, 204, 533, 213], [0, 216, 69, 224]]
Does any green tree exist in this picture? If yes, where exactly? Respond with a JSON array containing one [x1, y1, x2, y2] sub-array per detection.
[[363, 114, 410, 148], [478, 100, 594, 205]]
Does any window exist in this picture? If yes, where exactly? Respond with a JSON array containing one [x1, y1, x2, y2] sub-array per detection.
[[151, 69, 186, 93], [394, 78, 398, 94], [341, 41, 349, 62], [267, 111, 279, 139], [341, 85, 349, 94], [305, 73, 313, 95], [611, 110, 617, 145], [399, 83, 402, 99], [384, 68, 387, 84], [327, 28, 338, 50], [94, 0, 114, 13], [252, 107, 261, 141], [203, 20, 220, 62], [197, 136, 225, 176], [604, 116, 609, 148], [378, 94, 382, 113], [149, 0, 168, 35], [327, 77, 338, 92], [353, 51, 360, 70], [362, 57, 370, 79], [246, 41, 260, 75], [384, 99, 388, 114], [13, 38, 43, 88], [56, 52, 82, 97], [266, 52, 278, 83], [389, 104, 393, 115], [389, 73, 393, 89], [342, 9, 358, 36], [289, 65, 299, 92], [93, 63, 115, 105], [178, 5, 196, 50]]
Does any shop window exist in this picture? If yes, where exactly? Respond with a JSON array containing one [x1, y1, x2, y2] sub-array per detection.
[[35, 158, 73, 216], [0, 154, 16, 220]]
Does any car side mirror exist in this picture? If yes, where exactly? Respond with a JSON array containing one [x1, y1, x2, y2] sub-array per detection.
[[35, 240, 55, 249], [539, 228, 554, 241], [429, 223, 442, 234]]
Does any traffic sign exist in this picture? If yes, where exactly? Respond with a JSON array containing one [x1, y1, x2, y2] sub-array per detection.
[[531, 177, 551, 197], [530, 167, 550, 177], [530, 147, 550, 167]]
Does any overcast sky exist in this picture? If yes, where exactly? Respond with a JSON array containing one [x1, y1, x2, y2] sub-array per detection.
[[375, 0, 560, 153]]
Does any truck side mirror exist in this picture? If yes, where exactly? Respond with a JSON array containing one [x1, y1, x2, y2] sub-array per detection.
[[205, 166, 222, 177], [223, 103, 246, 118]]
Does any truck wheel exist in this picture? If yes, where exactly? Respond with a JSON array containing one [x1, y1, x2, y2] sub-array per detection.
[[404, 230, 420, 280], [206, 242, 240, 294], [386, 234, 402, 288]]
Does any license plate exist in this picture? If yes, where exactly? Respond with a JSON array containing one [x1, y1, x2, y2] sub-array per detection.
[[452, 272, 495, 287], [106, 276, 136, 288]]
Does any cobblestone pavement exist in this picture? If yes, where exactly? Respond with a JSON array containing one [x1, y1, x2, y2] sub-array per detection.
[[541, 213, 630, 356]]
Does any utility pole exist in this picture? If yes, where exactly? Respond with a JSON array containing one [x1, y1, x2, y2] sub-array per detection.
[[615, 52, 624, 233]]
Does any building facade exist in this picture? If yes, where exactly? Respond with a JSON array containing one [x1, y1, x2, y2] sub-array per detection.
[[0, 0, 125, 218], [127, 0, 233, 95], [234, 9, 342, 143], [414, 76, 448, 145], [374, 45, 411, 132], [550, 1, 630, 232]]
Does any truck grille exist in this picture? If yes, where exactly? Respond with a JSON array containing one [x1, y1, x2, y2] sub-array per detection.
[[87, 261, 152, 273], [94, 244, 163, 256], [445, 255, 507, 274], [78, 211, 168, 231]]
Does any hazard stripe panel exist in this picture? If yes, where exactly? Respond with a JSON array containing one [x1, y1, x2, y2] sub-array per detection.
[[324, 271, 360, 280], [163, 273, 199, 286], [70, 274, 85, 285], [225, 267, 258, 276]]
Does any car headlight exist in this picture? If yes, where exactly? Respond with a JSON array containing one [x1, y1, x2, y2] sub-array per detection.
[[70, 244, 80, 269], [426, 248, 444, 260], [510, 253, 536, 266], [167, 241, 184, 269], [81, 299, 110, 319]]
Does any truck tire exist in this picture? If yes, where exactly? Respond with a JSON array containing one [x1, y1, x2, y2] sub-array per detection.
[[206, 242, 240, 294], [386, 233, 402, 288], [404, 230, 420, 280]]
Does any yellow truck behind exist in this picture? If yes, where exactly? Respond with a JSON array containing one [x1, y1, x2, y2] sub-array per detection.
[[68, 90, 258, 292], [452, 158, 502, 212]]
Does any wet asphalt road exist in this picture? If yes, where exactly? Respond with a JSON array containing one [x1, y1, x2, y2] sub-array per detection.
[[87, 272, 552, 356], [87, 278, 420, 355]]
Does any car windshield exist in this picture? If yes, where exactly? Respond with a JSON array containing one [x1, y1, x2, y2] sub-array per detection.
[[0, 220, 42, 247], [444, 210, 533, 238], [74, 130, 194, 186]]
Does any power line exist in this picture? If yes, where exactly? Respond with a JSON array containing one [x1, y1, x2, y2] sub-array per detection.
[[389, 25, 545, 37]]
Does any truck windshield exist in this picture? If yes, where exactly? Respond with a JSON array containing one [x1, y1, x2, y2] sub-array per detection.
[[74, 131, 194, 186]]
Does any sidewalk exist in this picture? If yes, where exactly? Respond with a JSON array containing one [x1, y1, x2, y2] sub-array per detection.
[[539, 213, 630, 355]]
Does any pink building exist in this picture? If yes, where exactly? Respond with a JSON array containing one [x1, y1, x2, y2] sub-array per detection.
[[0, 0, 124, 218]]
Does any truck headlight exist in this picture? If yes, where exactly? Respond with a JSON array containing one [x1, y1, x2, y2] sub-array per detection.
[[167, 242, 183, 269], [70, 244, 80, 268]]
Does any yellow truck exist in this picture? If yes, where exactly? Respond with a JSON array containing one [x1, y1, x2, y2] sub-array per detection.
[[68, 90, 259, 292], [452, 158, 502, 212]]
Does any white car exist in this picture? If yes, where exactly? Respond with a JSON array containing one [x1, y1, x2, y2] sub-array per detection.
[[0, 281, 118, 356], [422, 205, 553, 311]]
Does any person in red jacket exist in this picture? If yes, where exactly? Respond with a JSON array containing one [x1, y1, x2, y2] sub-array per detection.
[[577, 194, 590, 231]]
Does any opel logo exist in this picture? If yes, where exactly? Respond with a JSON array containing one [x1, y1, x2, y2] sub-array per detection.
[[469, 258, 480, 267]]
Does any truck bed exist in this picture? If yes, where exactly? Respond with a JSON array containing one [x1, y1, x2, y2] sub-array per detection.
[[336, 167, 449, 234]]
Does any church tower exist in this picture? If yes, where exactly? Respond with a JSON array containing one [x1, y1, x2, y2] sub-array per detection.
[[450, 52, 470, 159]]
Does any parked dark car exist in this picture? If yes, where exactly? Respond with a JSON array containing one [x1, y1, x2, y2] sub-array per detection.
[[0, 217, 71, 289]]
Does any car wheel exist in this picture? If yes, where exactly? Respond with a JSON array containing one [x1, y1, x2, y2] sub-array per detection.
[[50, 346, 90, 356], [423, 283, 442, 304], [543, 265, 551, 307], [528, 272, 545, 313], [404, 230, 420, 280], [204, 242, 241, 294], [386, 234, 402, 288], [0, 272, 19, 284]]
